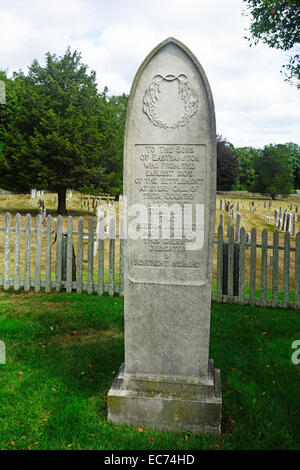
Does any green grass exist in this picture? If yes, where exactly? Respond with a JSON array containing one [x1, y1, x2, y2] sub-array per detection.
[[0, 291, 299, 450]]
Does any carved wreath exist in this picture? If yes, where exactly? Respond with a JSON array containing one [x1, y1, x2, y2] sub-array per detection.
[[143, 73, 198, 129]]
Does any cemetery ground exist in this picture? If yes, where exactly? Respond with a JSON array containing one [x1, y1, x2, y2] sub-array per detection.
[[0, 290, 299, 450]]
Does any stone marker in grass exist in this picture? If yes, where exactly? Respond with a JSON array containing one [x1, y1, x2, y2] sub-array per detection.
[[107, 37, 221, 434]]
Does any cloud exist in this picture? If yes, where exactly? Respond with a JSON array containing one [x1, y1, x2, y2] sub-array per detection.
[[0, 0, 299, 147]]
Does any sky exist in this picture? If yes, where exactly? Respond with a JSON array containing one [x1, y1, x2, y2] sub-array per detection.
[[0, 0, 299, 148]]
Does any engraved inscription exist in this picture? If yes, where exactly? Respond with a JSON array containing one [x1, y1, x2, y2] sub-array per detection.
[[135, 144, 206, 204], [143, 74, 198, 128], [131, 144, 206, 269]]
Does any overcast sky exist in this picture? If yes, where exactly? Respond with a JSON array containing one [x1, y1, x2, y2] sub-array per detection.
[[0, 0, 299, 148]]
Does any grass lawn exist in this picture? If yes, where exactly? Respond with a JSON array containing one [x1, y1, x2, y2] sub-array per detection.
[[0, 291, 299, 450]]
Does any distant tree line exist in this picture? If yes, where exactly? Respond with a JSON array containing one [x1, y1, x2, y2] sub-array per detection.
[[217, 136, 300, 198]]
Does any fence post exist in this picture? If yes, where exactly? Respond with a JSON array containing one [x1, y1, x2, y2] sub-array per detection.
[[14, 213, 21, 291], [250, 228, 256, 306], [45, 215, 52, 293], [227, 225, 234, 302], [239, 227, 245, 304], [77, 217, 84, 294], [24, 214, 31, 292], [55, 215, 63, 292], [108, 217, 116, 297], [217, 225, 223, 302], [283, 231, 290, 308], [34, 214, 42, 292], [261, 229, 268, 307], [272, 230, 279, 308], [66, 216, 75, 294], [4, 212, 11, 291], [87, 217, 94, 295], [98, 239, 105, 296]]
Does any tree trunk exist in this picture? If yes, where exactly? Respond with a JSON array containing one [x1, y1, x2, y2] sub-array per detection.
[[57, 187, 68, 215]]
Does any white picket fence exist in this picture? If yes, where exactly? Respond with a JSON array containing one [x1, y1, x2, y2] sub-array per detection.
[[0, 213, 124, 297], [1, 212, 300, 310]]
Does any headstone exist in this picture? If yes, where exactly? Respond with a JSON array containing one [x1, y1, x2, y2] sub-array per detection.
[[274, 209, 278, 226], [219, 199, 223, 211], [107, 38, 221, 434], [237, 201, 240, 212], [245, 232, 251, 245]]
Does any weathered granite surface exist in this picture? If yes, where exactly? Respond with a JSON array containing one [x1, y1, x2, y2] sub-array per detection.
[[107, 37, 221, 434]]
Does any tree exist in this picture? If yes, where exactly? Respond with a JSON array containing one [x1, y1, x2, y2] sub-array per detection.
[[97, 93, 128, 197], [284, 142, 300, 190], [234, 146, 261, 190], [251, 144, 293, 198], [243, 0, 300, 88], [217, 135, 239, 191], [0, 48, 107, 214]]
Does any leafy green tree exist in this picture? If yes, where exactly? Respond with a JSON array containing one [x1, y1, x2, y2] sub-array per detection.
[[234, 146, 261, 190], [217, 135, 239, 191], [243, 0, 300, 88], [0, 49, 109, 214], [251, 144, 294, 198], [284, 142, 300, 190], [97, 93, 128, 197]]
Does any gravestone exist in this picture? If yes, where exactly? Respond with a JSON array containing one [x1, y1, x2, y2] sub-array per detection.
[[107, 38, 221, 434]]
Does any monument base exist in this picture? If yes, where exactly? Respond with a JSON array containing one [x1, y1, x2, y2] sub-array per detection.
[[107, 360, 222, 435]]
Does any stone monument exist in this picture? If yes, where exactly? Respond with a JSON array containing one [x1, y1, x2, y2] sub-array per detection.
[[107, 38, 221, 434]]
